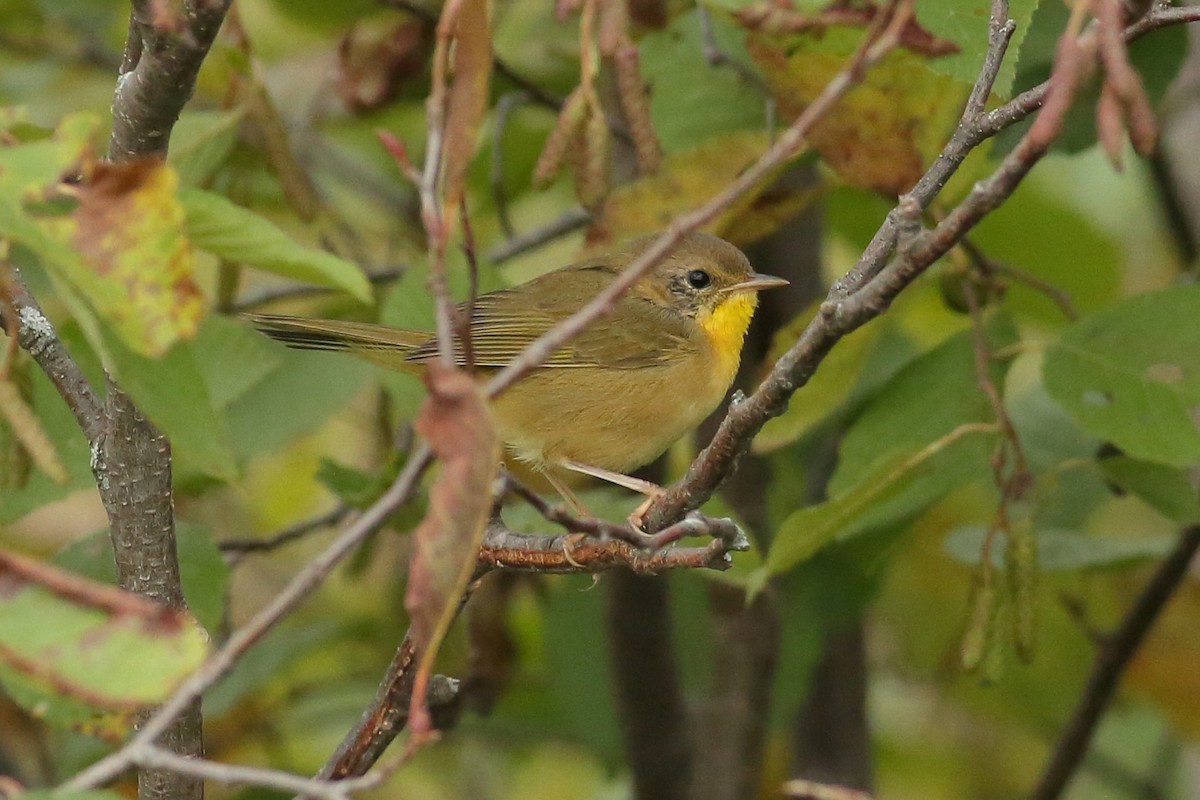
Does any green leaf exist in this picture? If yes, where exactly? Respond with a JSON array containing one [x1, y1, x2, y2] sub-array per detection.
[[943, 526, 1175, 571], [826, 321, 1015, 502], [969, 181, 1120, 323], [763, 322, 1017, 577], [913, 0, 1039, 97], [180, 188, 372, 303], [754, 302, 925, 452], [53, 523, 231, 634], [222, 343, 371, 459], [1098, 456, 1200, 525], [0, 112, 97, 197], [0, 549, 209, 709], [639, 9, 767, 153], [190, 314, 283, 410], [0, 665, 130, 740], [0, 356, 96, 525], [763, 421, 997, 577], [1043, 286, 1200, 467], [169, 109, 245, 188], [61, 160, 203, 357], [315, 458, 383, 509], [100, 323, 239, 480]]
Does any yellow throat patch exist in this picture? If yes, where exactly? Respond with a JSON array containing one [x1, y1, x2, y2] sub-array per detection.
[[697, 291, 758, 386]]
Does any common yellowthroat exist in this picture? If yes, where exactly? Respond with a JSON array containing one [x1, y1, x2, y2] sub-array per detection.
[[252, 232, 786, 518]]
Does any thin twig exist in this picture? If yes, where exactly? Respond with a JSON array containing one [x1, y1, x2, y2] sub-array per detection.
[[225, 270, 405, 314], [217, 506, 350, 557], [484, 0, 914, 401], [137, 745, 378, 800], [961, 238, 1078, 321], [0, 268, 104, 446], [501, 472, 746, 551], [62, 444, 434, 792], [1030, 526, 1200, 800], [486, 208, 593, 263]]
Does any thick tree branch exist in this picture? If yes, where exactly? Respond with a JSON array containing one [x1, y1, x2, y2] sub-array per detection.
[[1030, 526, 1200, 800], [108, 0, 233, 161], [94, 4, 235, 799]]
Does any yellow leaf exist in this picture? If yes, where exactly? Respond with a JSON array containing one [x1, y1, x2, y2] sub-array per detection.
[[66, 159, 203, 357]]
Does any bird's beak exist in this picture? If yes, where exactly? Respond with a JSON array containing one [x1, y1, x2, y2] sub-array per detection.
[[729, 273, 790, 293]]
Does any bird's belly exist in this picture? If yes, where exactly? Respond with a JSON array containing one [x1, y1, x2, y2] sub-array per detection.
[[491, 362, 728, 473]]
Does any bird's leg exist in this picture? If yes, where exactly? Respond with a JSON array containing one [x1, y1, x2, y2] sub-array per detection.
[[561, 460, 666, 530], [541, 468, 591, 517]]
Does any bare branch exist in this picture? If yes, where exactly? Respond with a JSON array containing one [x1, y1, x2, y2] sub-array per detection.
[[486, 209, 593, 264], [218, 506, 351, 559], [137, 745, 379, 800], [108, 1, 233, 161], [1030, 526, 1200, 800]]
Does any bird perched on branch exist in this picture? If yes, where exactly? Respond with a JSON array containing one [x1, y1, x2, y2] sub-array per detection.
[[252, 232, 786, 524]]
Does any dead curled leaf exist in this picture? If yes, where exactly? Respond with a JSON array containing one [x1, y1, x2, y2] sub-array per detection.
[[441, 0, 492, 214], [404, 366, 500, 741], [337, 17, 433, 113]]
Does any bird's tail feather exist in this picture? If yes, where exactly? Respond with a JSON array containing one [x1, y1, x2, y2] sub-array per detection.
[[248, 314, 428, 371]]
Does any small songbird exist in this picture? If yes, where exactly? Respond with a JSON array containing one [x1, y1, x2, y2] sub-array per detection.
[[252, 232, 786, 521]]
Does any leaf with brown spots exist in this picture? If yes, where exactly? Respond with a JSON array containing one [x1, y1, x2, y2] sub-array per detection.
[[64, 159, 203, 357], [405, 366, 499, 742], [0, 548, 208, 713]]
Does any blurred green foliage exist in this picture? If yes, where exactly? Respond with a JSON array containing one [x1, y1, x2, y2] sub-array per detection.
[[1, 0, 1199, 798]]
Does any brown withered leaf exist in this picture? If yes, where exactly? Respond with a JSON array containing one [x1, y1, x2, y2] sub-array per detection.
[[442, 0, 492, 215], [405, 366, 500, 741], [67, 159, 202, 357], [337, 17, 433, 113]]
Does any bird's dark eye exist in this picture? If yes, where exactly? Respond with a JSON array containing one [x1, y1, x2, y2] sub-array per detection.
[[686, 269, 711, 289]]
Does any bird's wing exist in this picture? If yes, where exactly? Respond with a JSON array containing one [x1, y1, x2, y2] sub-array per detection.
[[405, 266, 697, 369]]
